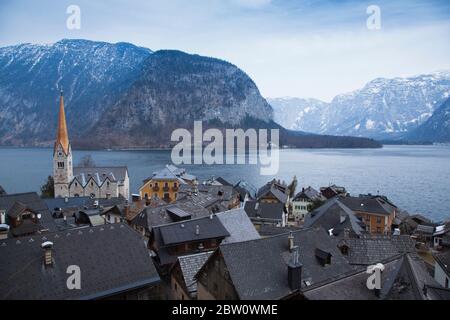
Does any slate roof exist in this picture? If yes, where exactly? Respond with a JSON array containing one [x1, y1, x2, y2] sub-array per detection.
[[10, 219, 39, 237], [215, 208, 260, 244], [257, 225, 302, 237], [72, 166, 128, 186], [177, 184, 238, 212], [143, 165, 196, 184], [6, 201, 35, 218], [45, 196, 91, 211], [257, 186, 288, 204], [177, 251, 213, 294], [0, 192, 50, 215], [424, 286, 450, 300], [382, 254, 442, 300], [293, 187, 324, 202], [213, 227, 355, 300], [433, 250, 450, 277], [157, 215, 230, 246], [340, 196, 396, 216], [415, 224, 435, 234], [0, 223, 160, 300], [244, 200, 286, 221], [0, 192, 55, 232], [304, 198, 365, 237], [214, 177, 233, 186], [303, 253, 443, 300], [339, 235, 416, 265], [131, 199, 211, 230]]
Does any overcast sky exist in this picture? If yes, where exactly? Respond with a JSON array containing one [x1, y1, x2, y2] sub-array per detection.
[[1, 0, 449, 101]]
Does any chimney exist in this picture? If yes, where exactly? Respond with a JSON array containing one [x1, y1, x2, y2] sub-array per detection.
[[288, 231, 295, 251], [0, 224, 9, 240], [195, 225, 200, 236], [287, 246, 302, 291], [41, 241, 54, 266], [343, 228, 350, 239], [0, 209, 5, 224]]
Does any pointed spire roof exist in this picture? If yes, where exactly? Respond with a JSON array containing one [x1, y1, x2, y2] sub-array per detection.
[[55, 88, 70, 155]]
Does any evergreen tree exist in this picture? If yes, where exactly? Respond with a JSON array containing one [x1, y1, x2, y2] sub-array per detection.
[[40, 175, 54, 198]]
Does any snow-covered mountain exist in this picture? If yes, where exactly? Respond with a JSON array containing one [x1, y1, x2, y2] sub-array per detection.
[[269, 71, 450, 140], [268, 97, 329, 133], [0, 39, 273, 147], [407, 97, 450, 142], [0, 39, 152, 145]]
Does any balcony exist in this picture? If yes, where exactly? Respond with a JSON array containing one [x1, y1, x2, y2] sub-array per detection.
[[152, 186, 160, 192], [163, 186, 170, 192], [172, 186, 179, 192]]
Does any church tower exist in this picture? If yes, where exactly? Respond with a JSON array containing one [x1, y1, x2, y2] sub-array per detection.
[[53, 89, 73, 198]]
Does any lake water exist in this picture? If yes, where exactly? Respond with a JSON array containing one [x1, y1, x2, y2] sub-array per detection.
[[0, 145, 449, 222]]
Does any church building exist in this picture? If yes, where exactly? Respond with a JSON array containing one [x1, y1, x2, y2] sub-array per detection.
[[53, 90, 129, 200]]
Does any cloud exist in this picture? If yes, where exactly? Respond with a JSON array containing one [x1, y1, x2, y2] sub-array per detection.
[[0, 0, 449, 100]]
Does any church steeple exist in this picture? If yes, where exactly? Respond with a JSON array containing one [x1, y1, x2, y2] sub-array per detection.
[[55, 88, 70, 155], [53, 88, 73, 198]]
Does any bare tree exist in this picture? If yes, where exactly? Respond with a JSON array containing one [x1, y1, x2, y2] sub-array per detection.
[[78, 154, 96, 167]]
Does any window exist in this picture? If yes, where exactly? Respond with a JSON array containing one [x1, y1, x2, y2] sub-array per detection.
[[90, 193, 95, 198], [376, 227, 381, 234], [106, 181, 110, 187], [57, 161, 64, 168], [376, 217, 382, 224], [91, 182, 94, 187], [74, 194, 79, 197], [144, 193, 148, 199], [164, 182, 169, 187], [446, 277, 449, 288], [174, 182, 178, 188]]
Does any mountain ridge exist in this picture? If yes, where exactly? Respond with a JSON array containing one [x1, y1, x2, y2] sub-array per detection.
[[269, 71, 450, 142], [0, 39, 380, 149]]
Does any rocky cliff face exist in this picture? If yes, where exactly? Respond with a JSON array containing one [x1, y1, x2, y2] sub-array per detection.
[[89, 50, 273, 147], [408, 97, 450, 142], [0, 39, 152, 146], [0, 40, 274, 148], [0, 39, 379, 149]]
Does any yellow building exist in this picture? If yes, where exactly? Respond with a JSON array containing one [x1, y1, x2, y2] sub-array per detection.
[[139, 165, 196, 203]]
